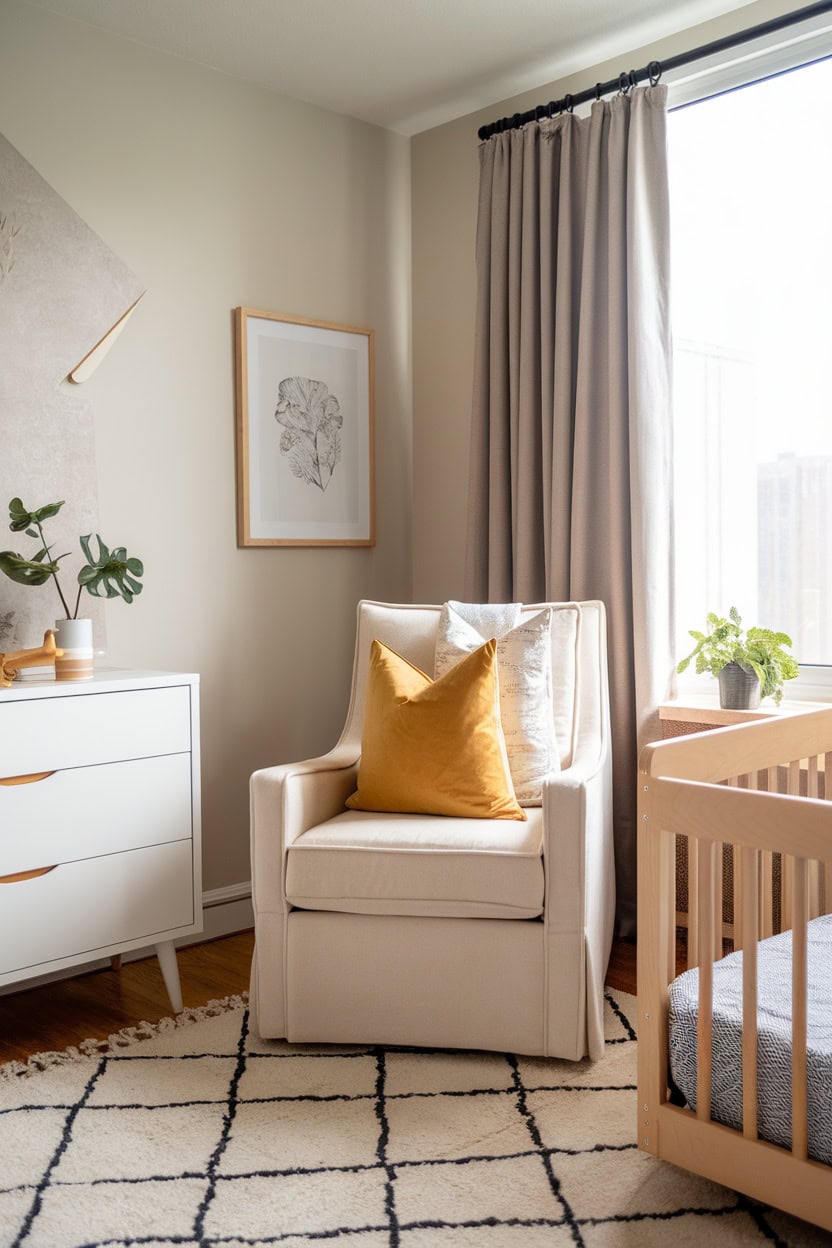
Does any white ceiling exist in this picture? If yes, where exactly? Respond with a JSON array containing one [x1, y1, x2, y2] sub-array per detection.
[[21, 0, 757, 134]]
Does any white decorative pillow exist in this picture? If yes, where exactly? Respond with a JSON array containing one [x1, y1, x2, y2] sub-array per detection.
[[435, 604, 559, 805]]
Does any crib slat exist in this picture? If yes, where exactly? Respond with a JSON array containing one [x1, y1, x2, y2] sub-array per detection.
[[792, 857, 809, 1162], [808, 860, 822, 921], [783, 856, 794, 931], [741, 846, 759, 1140], [823, 753, 832, 916], [805, 755, 821, 921], [757, 766, 772, 936], [713, 839, 723, 961], [731, 772, 755, 951], [697, 838, 715, 1122], [760, 850, 774, 939], [780, 761, 802, 934], [761, 851, 773, 938], [733, 844, 743, 953], [667, 842, 676, 987], [687, 834, 699, 969], [724, 776, 738, 955]]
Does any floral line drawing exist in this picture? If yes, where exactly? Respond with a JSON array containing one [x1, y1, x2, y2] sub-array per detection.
[[235, 308, 373, 546], [274, 375, 343, 492], [0, 210, 23, 283], [0, 609, 14, 644]]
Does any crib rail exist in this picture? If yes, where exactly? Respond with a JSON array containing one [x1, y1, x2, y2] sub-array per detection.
[[637, 707, 832, 1230]]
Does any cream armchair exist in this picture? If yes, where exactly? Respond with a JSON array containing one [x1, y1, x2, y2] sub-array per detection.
[[249, 600, 614, 1060]]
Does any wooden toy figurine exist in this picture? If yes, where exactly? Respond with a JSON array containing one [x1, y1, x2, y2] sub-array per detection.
[[0, 630, 64, 687]]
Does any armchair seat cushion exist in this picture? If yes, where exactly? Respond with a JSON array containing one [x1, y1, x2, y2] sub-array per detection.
[[285, 808, 544, 920]]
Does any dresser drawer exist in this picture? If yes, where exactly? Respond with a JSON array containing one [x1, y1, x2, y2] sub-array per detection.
[[0, 685, 191, 778], [0, 839, 194, 976], [0, 753, 192, 876]]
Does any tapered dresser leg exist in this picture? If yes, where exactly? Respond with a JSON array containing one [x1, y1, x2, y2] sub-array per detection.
[[155, 939, 184, 1013]]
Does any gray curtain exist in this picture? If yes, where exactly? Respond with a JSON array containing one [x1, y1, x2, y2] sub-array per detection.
[[465, 86, 674, 937]]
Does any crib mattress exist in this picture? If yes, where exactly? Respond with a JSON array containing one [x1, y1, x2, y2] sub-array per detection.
[[668, 913, 832, 1164]]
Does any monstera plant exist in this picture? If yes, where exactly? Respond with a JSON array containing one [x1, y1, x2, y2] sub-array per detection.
[[0, 497, 144, 619]]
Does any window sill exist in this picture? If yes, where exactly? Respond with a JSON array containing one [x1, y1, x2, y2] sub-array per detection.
[[660, 695, 828, 731]]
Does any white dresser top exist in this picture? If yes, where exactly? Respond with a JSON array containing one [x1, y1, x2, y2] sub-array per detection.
[[0, 668, 199, 703]]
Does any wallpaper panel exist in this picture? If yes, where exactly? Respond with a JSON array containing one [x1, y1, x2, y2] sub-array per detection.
[[0, 131, 144, 648]]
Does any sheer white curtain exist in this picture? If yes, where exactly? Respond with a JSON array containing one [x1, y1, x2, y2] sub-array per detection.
[[465, 86, 674, 935]]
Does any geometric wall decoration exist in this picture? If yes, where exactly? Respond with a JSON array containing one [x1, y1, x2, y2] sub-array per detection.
[[0, 131, 144, 648]]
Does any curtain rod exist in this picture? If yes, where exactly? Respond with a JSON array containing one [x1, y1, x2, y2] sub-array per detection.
[[478, 0, 832, 140]]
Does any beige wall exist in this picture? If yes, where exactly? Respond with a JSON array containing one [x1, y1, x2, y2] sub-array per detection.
[[0, 0, 805, 898], [0, 1, 412, 892], [411, 0, 799, 604]]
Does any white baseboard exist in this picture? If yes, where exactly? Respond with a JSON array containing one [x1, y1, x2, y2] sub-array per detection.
[[198, 881, 254, 944], [1, 881, 253, 997]]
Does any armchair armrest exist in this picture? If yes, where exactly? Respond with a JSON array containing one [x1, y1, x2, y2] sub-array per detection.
[[250, 747, 359, 911], [542, 747, 612, 923], [541, 737, 614, 1061], [249, 746, 359, 1038]]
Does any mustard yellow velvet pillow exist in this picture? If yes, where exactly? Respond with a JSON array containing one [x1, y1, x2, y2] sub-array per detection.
[[346, 638, 525, 821]]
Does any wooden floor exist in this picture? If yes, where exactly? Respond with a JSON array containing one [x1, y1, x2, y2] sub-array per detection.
[[605, 937, 637, 998], [0, 931, 256, 1067], [1, 931, 638, 1066]]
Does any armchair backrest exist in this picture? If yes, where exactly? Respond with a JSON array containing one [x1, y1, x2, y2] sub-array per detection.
[[339, 600, 607, 772]]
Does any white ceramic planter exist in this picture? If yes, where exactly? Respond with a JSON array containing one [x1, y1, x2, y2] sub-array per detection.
[[54, 617, 94, 681]]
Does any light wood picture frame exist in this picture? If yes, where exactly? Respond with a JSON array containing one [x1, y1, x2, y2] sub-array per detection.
[[235, 308, 375, 546]]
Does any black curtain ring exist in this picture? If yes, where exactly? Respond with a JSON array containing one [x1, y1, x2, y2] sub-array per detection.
[[595, 82, 603, 102], [618, 71, 630, 95], [546, 100, 557, 118], [535, 104, 546, 122], [512, 113, 522, 130], [628, 69, 637, 91], [563, 94, 574, 114], [648, 60, 662, 86]]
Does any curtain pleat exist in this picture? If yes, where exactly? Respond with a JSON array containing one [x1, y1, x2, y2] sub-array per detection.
[[465, 86, 674, 936]]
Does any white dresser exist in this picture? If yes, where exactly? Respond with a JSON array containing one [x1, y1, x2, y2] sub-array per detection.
[[0, 669, 201, 1012]]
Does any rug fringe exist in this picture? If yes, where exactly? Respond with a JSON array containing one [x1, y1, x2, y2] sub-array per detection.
[[0, 992, 248, 1082]]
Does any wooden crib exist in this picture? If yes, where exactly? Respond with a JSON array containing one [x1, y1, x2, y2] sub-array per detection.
[[637, 706, 832, 1231]]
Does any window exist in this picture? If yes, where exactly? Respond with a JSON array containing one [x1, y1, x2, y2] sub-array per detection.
[[668, 49, 832, 690]]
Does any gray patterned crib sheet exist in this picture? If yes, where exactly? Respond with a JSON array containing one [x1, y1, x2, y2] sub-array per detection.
[[668, 914, 832, 1164]]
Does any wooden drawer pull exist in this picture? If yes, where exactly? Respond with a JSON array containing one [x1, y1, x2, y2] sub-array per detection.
[[0, 865, 58, 884], [0, 771, 56, 787]]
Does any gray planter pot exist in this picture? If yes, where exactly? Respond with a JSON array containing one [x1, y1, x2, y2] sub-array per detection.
[[717, 661, 761, 710]]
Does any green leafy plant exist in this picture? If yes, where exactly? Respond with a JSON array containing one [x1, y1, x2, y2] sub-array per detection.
[[676, 606, 798, 705], [0, 497, 143, 620]]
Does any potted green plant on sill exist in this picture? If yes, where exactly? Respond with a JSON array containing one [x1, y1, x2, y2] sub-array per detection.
[[676, 606, 798, 709], [0, 497, 143, 681]]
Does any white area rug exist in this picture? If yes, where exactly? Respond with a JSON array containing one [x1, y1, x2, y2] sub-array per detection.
[[0, 991, 826, 1247]]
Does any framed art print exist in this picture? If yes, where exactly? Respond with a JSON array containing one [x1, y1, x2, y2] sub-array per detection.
[[235, 308, 375, 546]]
